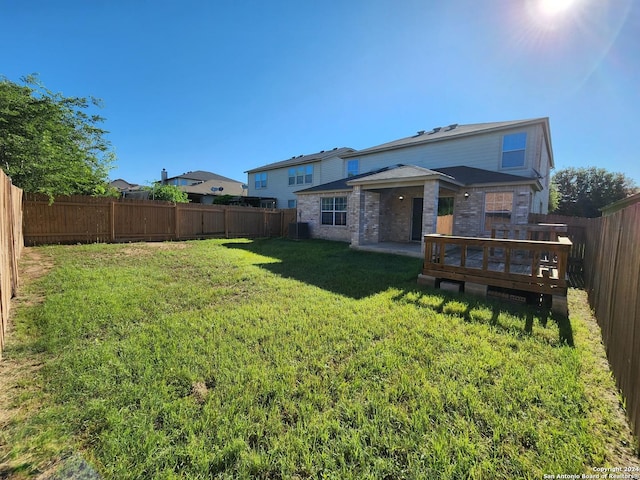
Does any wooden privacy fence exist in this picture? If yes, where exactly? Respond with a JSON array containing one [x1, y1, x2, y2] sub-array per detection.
[[529, 213, 589, 273], [583, 202, 640, 437], [23, 195, 297, 246], [0, 169, 24, 359]]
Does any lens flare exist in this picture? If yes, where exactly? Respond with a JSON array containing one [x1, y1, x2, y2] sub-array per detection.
[[539, 0, 576, 16]]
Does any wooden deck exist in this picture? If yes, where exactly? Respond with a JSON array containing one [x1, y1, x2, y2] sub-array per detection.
[[419, 234, 572, 314]]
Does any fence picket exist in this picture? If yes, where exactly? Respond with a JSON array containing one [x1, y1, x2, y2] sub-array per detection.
[[23, 194, 296, 245]]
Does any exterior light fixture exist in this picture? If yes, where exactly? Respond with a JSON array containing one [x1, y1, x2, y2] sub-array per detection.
[[398, 195, 404, 201], [464, 192, 470, 199]]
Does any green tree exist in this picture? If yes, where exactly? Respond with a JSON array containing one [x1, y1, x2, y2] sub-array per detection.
[[0, 75, 115, 198], [552, 166, 636, 217], [144, 184, 189, 203], [548, 182, 560, 212]]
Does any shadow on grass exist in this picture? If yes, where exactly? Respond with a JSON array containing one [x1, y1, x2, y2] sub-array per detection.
[[223, 238, 423, 300], [223, 238, 574, 346], [393, 288, 574, 347]]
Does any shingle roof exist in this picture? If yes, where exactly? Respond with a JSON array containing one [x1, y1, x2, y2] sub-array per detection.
[[347, 165, 459, 185], [341, 118, 550, 158], [296, 165, 539, 194], [245, 147, 356, 173], [167, 170, 243, 183], [432, 166, 539, 186]]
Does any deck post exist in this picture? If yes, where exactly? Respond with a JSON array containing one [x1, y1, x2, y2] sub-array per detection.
[[552, 295, 568, 317]]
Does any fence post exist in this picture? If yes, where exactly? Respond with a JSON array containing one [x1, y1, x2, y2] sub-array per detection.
[[264, 210, 268, 237], [224, 207, 229, 238], [110, 200, 116, 242], [281, 210, 284, 237], [175, 203, 181, 240]]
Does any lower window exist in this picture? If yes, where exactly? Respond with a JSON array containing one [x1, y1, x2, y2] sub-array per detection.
[[321, 197, 347, 226], [484, 192, 513, 230]]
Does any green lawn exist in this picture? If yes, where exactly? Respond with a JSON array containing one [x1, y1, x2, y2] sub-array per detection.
[[0, 238, 637, 479]]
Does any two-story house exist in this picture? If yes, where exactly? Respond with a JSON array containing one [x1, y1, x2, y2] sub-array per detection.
[[248, 118, 554, 249], [245, 148, 356, 209]]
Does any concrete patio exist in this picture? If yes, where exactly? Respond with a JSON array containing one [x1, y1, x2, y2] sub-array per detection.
[[351, 241, 423, 258]]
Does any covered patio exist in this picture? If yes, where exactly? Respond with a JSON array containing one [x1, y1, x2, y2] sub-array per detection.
[[347, 166, 462, 250]]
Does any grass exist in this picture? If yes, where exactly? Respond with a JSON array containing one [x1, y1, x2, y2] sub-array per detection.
[[0, 238, 637, 479]]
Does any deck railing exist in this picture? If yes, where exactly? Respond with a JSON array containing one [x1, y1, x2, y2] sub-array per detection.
[[422, 234, 572, 296], [490, 223, 568, 241]]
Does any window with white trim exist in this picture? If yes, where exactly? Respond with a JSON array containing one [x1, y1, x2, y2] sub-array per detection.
[[288, 165, 313, 185], [321, 197, 347, 226], [501, 133, 527, 168], [484, 192, 513, 230], [254, 172, 267, 189]]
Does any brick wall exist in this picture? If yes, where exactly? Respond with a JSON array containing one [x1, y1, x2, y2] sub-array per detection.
[[453, 185, 533, 237], [297, 192, 351, 242]]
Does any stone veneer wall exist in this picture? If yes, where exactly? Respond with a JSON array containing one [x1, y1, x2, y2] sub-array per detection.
[[453, 185, 533, 237]]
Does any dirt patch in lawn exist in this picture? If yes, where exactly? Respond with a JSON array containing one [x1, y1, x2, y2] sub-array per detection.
[[0, 247, 59, 479]]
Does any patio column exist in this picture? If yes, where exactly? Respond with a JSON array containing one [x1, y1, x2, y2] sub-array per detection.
[[350, 185, 380, 247], [421, 180, 439, 251], [350, 185, 362, 246]]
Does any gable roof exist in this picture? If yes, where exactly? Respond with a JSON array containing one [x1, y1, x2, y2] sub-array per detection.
[[346, 165, 461, 187], [296, 164, 540, 194], [341, 118, 552, 166], [246, 147, 356, 173], [166, 170, 243, 183]]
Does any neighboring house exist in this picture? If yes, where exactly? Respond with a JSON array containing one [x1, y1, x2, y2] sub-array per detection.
[[109, 179, 148, 199], [245, 147, 356, 208], [289, 118, 554, 247], [162, 169, 248, 204]]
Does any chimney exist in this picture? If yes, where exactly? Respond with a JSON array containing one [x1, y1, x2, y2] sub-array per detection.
[[161, 168, 168, 185]]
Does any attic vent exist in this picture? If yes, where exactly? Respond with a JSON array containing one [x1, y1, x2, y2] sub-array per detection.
[[429, 127, 442, 134], [417, 130, 425, 136], [320, 150, 324, 153], [333, 147, 337, 150], [446, 123, 458, 131]]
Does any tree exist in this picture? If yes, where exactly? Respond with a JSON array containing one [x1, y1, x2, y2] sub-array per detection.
[[548, 182, 560, 212], [552, 166, 636, 217], [144, 184, 189, 203], [0, 75, 115, 198]]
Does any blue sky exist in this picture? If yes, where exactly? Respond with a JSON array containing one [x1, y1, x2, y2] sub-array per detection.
[[1, 0, 638, 186]]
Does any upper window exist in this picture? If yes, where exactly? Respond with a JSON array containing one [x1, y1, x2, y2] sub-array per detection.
[[321, 197, 347, 226], [501, 133, 527, 168], [287, 199, 297, 208], [255, 172, 267, 189], [484, 192, 513, 231], [288, 165, 313, 185], [347, 159, 359, 177]]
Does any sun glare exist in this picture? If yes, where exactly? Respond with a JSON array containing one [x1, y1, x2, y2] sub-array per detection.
[[539, 0, 576, 16]]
